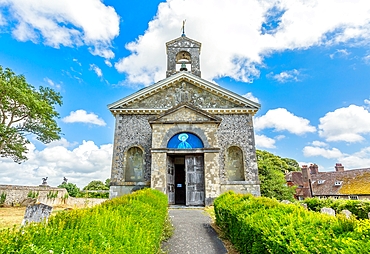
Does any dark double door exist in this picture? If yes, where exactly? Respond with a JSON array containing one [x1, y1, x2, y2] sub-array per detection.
[[167, 155, 204, 206]]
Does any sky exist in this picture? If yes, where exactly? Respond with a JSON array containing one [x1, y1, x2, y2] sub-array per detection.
[[1, 0, 370, 188]]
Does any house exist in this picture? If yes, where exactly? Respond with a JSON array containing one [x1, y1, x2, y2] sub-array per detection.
[[286, 163, 370, 200], [108, 32, 261, 206]]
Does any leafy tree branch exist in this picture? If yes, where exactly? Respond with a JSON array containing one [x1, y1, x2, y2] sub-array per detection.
[[0, 66, 63, 163]]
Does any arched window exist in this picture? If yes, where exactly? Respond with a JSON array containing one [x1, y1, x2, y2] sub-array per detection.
[[125, 147, 144, 182], [167, 132, 203, 149], [226, 146, 244, 181]]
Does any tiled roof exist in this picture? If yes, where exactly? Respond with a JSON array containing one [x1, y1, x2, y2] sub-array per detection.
[[311, 168, 370, 195], [287, 168, 370, 196]]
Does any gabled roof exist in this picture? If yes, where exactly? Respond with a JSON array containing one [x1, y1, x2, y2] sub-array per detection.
[[311, 168, 370, 196], [287, 168, 370, 196], [108, 72, 261, 115]]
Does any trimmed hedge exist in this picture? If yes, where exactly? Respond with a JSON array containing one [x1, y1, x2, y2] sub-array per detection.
[[303, 197, 370, 219], [0, 188, 168, 253], [214, 191, 370, 254]]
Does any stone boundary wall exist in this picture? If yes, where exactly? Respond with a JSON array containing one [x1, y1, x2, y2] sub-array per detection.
[[0, 185, 107, 207]]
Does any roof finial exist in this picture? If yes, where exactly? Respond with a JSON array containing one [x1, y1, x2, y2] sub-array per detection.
[[181, 19, 186, 37]]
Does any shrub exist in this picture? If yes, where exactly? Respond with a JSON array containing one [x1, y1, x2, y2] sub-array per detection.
[[27, 190, 39, 199], [0, 192, 6, 206], [46, 191, 58, 199], [58, 182, 80, 197], [214, 191, 370, 254], [303, 197, 370, 219], [0, 189, 168, 253]]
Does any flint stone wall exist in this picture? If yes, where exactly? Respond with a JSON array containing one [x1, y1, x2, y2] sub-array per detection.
[[0, 185, 107, 207], [0, 185, 67, 206], [110, 114, 154, 186], [216, 114, 260, 196]]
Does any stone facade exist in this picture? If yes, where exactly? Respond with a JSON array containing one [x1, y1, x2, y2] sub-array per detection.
[[108, 35, 261, 205]]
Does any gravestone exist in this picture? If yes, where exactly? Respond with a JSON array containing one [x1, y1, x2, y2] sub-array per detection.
[[281, 200, 291, 204], [321, 207, 335, 216], [341, 209, 352, 219], [21, 203, 53, 226]]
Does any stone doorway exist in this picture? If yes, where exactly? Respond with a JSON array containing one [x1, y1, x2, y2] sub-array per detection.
[[167, 154, 205, 206]]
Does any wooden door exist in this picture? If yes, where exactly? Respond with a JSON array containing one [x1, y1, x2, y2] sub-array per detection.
[[167, 156, 175, 205], [185, 155, 204, 206]]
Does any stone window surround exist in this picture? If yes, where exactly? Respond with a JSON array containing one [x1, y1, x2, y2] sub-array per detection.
[[123, 145, 147, 183]]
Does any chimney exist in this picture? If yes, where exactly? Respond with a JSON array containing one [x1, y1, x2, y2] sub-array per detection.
[[335, 163, 344, 172], [309, 164, 319, 174], [302, 165, 311, 183]]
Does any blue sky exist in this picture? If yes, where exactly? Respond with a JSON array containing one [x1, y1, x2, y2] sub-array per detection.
[[1, 0, 370, 188]]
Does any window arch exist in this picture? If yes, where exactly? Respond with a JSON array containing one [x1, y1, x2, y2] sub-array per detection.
[[167, 132, 203, 149], [125, 147, 144, 182], [226, 146, 245, 181]]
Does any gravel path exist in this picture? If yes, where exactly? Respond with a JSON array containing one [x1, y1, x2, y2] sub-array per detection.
[[162, 209, 227, 254]]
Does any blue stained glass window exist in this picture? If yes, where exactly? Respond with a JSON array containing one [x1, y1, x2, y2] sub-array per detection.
[[167, 132, 204, 149]]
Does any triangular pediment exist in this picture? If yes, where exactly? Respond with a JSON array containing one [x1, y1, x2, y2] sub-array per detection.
[[166, 36, 201, 49], [149, 103, 221, 124], [108, 72, 260, 115]]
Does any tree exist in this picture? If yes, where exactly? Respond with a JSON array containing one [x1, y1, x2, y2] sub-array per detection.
[[58, 183, 80, 197], [256, 150, 298, 201], [83, 180, 109, 191], [0, 66, 62, 162], [105, 178, 110, 189]]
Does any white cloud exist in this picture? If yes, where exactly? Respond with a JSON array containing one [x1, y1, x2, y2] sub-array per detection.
[[44, 77, 61, 89], [1, 0, 119, 59], [364, 98, 370, 108], [255, 134, 276, 149], [329, 49, 350, 59], [275, 135, 285, 141], [311, 140, 328, 147], [254, 108, 316, 135], [89, 64, 103, 77], [302, 145, 370, 170], [339, 147, 370, 169], [104, 60, 112, 67], [72, 58, 82, 66], [268, 69, 301, 83], [115, 0, 370, 86], [364, 54, 370, 64], [243, 92, 259, 103], [0, 11, 6, 26], [62, 109, 106, 126], [0, 140, 112, 188], [318, 105, 370, 142], [302, 146, 343, 159]]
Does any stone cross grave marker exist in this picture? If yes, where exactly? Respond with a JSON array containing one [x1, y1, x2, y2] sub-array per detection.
[[22, 203, 53, 226]]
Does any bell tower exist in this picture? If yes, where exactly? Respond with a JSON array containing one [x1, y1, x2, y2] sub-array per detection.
[[165, 32, 201, 78]]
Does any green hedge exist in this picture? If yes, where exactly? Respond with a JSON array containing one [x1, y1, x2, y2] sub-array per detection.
[[303, 197, 370, 219], [214, 191, 370, 254], [0, 189, 168, 253]]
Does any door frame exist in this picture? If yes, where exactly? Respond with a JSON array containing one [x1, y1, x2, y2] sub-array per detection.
[[167, 152, 205, 206]]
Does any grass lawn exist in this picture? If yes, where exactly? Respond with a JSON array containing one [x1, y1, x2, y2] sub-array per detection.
[[0, 205, 70, 230]]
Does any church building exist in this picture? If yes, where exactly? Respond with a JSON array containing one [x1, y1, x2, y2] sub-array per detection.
[[108, 32, 261, 206]]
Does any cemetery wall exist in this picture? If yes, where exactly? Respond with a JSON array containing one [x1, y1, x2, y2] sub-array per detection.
[[0, 185, 107, 207]]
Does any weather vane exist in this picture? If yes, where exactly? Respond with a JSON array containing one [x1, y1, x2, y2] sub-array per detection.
[[181, 19, 186, 36]]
